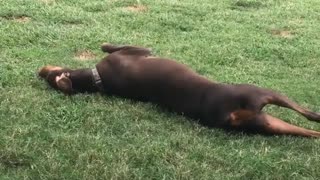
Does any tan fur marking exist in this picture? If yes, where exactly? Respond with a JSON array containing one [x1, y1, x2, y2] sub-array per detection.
[[38, 65, 63, 78], [43, 65, 63, 71], [230, 110, 256, 126]]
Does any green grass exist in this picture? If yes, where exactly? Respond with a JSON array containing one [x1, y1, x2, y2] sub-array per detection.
[[1, 0, 320, 179]]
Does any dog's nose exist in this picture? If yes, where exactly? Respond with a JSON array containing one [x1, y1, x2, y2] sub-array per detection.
[[38, 66, 49, 78], [38, 65, 63, 78]]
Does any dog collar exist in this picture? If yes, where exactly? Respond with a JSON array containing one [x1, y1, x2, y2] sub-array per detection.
[[91, 67, 104, 92]]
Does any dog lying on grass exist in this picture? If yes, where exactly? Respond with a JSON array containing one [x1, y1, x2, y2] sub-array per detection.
[[38, 43, 320, 137]]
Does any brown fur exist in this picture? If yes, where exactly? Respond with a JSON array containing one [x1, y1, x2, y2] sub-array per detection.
[[38, 44, 320, 137]]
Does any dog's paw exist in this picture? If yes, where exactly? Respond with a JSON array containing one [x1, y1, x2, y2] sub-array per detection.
[[101, 43, 112, 52], [101, 42, 110, 46]]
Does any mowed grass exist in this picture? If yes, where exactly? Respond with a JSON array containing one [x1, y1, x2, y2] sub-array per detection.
[[1, 0, 320, 179]]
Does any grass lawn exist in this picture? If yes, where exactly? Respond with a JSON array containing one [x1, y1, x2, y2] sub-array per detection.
[[2, 0, 320, 179]]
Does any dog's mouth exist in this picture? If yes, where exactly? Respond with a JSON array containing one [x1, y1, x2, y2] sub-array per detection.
[[55, 72, 70, 82]]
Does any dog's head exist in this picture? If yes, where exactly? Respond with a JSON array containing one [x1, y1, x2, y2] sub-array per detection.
[[38, 65, 74, 94]]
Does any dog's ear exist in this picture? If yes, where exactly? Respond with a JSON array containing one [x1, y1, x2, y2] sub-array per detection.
[[56, 75, 73, 94]]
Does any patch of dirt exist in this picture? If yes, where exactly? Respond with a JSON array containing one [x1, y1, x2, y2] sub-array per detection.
[[14, 16, 31, 23], [74, 50, 97, 61], [270, 29, 294, 39], [1, 15, 31, 23], [123, 5, 147, 12]]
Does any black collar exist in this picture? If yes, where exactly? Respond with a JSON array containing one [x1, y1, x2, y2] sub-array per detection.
[[91, 67, 104, 92]]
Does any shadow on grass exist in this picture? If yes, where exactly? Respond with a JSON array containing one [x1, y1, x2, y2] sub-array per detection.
[[231, 0, 265, 11], [0, 151, 32, 168]]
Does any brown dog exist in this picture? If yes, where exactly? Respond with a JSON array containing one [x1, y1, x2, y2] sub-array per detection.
[[39, 43, 320, 137]]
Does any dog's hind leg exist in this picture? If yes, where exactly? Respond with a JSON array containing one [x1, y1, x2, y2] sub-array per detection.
[[229, 110, 320, 137], [101, 43, 152, 56], [258, 89, 320, 122]]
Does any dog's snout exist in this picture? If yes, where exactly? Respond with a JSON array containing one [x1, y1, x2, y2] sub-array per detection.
[[38, 65, 63, 78], [38, 67, 48, 78]]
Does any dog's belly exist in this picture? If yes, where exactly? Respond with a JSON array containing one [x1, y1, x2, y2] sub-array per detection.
[[99, 57, 212, 118]]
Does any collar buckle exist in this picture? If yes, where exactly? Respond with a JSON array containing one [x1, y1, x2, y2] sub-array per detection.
[[91, 67, 104, 92]]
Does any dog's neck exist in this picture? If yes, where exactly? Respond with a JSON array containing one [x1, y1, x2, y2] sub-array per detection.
[[69, 68, 100, 93]]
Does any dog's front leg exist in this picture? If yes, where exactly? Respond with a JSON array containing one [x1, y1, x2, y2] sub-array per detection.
[[101, 43, 152, 56]]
